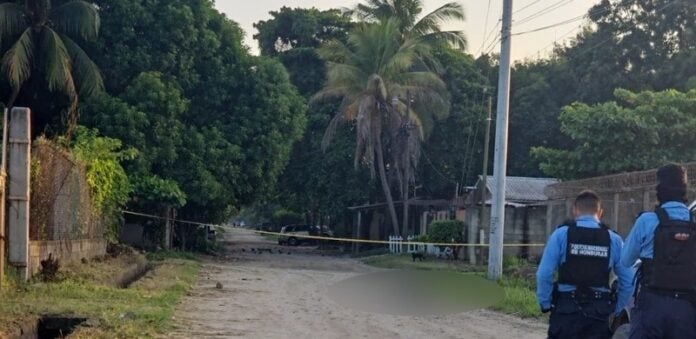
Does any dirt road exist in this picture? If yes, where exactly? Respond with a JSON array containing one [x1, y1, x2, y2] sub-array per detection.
[[168, 230, 546, 339]]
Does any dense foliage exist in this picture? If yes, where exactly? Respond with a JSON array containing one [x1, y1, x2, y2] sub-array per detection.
[[82, 0, 306, 223], [3, 0, 696, 237], [533, 89, 696, 179], [70, 126, 134, 241]]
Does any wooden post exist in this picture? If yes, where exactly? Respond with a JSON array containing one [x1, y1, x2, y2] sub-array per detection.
[[164, 207, 172, 250], [7, 108, 31, 281], [467, 211, 477, 265], [0, 108, 8, 288], [354, 211, 362, 254], [643, 190, 652, 210]]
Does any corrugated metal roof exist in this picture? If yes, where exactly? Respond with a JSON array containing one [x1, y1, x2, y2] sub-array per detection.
[[481, 176, 558, 203]]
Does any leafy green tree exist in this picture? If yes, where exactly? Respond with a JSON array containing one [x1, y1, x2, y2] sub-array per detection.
[[255, 7, 376, 230], [419, 48, 489, 198], [0, 0, 103, 132], [560, 0, 696, 103], [254, 7, 352, 57], [349, 0, 467, 49], [85, 0, 306, 223], [507, 58, 576, 176], [315, 19, 449, 235], [533, 89, 696, 179]]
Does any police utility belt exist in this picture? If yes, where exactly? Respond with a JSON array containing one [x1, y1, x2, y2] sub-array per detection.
[[555, 286, 614, 303]]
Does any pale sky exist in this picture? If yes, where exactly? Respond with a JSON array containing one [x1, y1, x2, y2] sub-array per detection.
[[215, 0, 601, 61]]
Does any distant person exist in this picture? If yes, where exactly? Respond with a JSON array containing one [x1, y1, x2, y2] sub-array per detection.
[[536, 190, 633, 339], [622, 164, 696, 338]]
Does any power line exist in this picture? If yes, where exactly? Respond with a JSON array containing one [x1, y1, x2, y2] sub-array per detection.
[[483, 33, 501, 55], [513, 0, 544, 15], [478, 0, 494, 55], [512, 13, 588, 36], [515, 0, 575, 26], [523, 23, 583, 59]]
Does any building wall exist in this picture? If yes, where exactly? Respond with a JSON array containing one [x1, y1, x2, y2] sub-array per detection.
[[547, 190, 656, 238], [28, 239, 107, 277], [465, 205, 548, 261]]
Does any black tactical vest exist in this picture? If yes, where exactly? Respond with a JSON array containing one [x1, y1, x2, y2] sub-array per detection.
[[558, 221, 611, 288], [640, 208, 696, 292]]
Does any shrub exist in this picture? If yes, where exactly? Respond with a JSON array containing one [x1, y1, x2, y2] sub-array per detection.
[[427, 220, 465, 243], [272, 209, 303, 226], [67, 127, 136, 242]]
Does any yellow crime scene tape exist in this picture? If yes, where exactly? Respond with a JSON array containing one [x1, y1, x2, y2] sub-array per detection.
[[121, 210, 546, 248]]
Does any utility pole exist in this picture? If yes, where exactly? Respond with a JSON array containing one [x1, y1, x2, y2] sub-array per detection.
[[488, 0, 514, 281], [479, 97, 492, 265], [0, 108, 7, 288]]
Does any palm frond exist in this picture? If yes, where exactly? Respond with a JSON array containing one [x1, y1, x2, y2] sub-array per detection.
[[321, 110, 345, 151], [2, 28, 34, 90], [0, 3, 24, 46], [61, 34, 103, 97], [411, 2, 467, 49], [41, 28, 77, 102], [417, 30, 467, 50], [51, 1, 100, 41]]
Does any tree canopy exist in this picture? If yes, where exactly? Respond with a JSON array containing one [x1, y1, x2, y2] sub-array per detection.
[[83, 0, 306, 223], [533, 89, 696, 179]]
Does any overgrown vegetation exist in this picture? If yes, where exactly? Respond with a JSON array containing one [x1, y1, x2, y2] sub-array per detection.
[[0, 252, 199, 338], [70, 127, 136, 241], [426, 220, 465, 244]]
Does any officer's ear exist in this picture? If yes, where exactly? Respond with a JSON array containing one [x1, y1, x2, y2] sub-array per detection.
[[597, 208, 604, 219]]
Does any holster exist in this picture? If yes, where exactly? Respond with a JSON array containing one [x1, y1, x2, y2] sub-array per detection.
[[551, 282, 560, 305]]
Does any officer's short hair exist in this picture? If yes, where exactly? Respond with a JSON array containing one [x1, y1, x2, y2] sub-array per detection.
[[574, 190, 601, 213]]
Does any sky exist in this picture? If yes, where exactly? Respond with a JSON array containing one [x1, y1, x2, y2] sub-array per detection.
[[215, 0, 601, 62]]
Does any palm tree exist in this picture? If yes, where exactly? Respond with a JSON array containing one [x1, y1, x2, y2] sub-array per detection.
[[0, 0, 103, 132], [349, 0, 467, 50], [347, 0, 465, 235], [314, 19, 449, 236]]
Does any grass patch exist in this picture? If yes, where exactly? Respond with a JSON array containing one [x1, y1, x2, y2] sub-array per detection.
[[146, 250, 199, 262], [361, 254, 483, 272], [361, 253, 542, 318], [0, 254, 199, 338], [493, 276, 541, 318]]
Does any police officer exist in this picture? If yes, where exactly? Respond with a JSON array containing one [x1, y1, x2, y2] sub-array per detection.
[[622, 164, 696, 338], [537, 190, 634, 339]]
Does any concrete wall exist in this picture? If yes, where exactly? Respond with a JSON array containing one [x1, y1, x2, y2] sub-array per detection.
[[465, 205, 548, 261], [28, 239, 107, 277]]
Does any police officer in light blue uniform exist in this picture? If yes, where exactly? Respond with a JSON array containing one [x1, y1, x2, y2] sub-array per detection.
[[622, 164, 696, 339], [537, 190, 634, 339]]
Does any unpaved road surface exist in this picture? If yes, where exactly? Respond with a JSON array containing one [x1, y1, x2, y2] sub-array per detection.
[[168, 230, 546, 339]]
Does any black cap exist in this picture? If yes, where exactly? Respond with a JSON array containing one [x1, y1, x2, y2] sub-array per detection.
[[656, 164, 687, 204]]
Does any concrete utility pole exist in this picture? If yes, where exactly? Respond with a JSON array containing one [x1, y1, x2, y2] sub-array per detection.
[[0, 108, 7, 288], [8, 107, 31, 281], [488, 0, 514, 281], [479, 96, 492, 265]]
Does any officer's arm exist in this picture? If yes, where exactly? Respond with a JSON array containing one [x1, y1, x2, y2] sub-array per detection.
[[621, 215, 645, 267], [536, 229, 563, 311], [612, 234, 635, 315]]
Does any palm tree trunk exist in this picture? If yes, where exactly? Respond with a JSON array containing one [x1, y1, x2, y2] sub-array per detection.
[[375, 131, 400, 236], [402, 182, 409, 236]]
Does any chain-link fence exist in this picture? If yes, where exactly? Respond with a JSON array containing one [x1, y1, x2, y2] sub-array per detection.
[[30, 139, 104, 241]]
